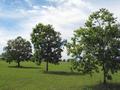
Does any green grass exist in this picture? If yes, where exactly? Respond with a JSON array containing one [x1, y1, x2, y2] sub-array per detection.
[[0, 60, 120, 90]]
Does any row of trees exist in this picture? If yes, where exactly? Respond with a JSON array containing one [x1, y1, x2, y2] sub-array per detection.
[[2, 24, 65, 72], [1, 8, 120, 84]]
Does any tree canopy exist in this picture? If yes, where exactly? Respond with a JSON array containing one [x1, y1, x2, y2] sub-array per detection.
[[31, 23, 64, 71], [67, 8, 120, 83], [2, 36, 32, 67]]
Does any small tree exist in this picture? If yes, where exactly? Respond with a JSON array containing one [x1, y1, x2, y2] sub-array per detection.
[[67, 8, 120, 84], [2, 36, 32, 67], [31, 23, 64, 72]]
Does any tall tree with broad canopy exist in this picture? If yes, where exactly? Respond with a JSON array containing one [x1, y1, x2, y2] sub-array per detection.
[[31, 23, 64, 72], [2, 36, 32, 67], [67, 8, 120, 84]]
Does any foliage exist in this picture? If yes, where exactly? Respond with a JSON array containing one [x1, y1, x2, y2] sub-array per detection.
[[31, 23, 64, 71], [67, 8, 120, 83], [2, 36, 32, 67]]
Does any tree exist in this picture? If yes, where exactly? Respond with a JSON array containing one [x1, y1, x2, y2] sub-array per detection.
[[67, 8, 120, 84], [2, 36, 32, 67], [31, 23, 64, 72]]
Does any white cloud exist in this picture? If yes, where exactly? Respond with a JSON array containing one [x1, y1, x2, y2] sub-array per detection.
[[0, 0, 92, 59], [24, 0, 33, 7], [1, 0, 120, 59], [21, 0, 92, 38]]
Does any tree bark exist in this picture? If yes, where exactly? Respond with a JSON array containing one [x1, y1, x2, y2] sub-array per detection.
[[46, 60, 48, 72], [103, 63, 107, 84], [17, 61, 20, 67]]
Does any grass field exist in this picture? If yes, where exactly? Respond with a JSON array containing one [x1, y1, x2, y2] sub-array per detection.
[[0, 60, 120, 90]]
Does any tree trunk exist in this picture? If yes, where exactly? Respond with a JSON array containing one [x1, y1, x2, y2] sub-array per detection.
[[46, 60, 48, 72], [103, 70, 107, 84], [8, 61, 11, 64], [17, 61, 20, 67], [103, 64, 107, 84]]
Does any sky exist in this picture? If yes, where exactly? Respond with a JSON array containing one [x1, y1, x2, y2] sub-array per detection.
[[0, 0, 120, 59]]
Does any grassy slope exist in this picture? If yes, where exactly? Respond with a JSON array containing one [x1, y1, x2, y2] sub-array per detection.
[[0, 60, 120, 90]]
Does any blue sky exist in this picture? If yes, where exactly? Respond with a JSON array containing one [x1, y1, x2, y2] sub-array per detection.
[[0, 0, 120, 59]]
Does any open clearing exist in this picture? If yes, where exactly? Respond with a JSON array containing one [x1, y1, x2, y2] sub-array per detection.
[[0, 61, 120, 90]]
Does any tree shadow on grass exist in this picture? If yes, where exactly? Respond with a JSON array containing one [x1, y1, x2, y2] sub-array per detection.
[[44, 71, 84, 76], [84, 83, 120, 90], [8, 66, 40, 69]]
